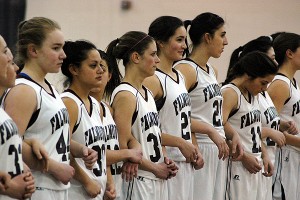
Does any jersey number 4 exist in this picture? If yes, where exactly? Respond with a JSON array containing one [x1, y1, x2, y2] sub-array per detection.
[[56, 131, 70, 162]]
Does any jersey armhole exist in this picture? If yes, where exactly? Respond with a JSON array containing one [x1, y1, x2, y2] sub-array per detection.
[[73, 107, 82, 133], [155, 75, 167, 111], [224, 84, 241, 119], [272, 79, 291, 105], [188, 66, 199, 93], [61, 93, 83, 134], [26, 87, 42, 130], [131, 90, 139, 126]]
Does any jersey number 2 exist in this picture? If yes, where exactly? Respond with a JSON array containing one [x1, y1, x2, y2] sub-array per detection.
[[213, 100, 222, 127], [181, 111, 191, 140]]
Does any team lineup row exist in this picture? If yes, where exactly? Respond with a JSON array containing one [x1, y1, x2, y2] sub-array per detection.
[[0, 11, 300, 200]]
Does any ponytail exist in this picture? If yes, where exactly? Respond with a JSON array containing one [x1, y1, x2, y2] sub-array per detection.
[[98, 49, 122, 100], [183, 20, 192, 57], [223, 51, 278, 86], [106, 38, 119, 61], [228, 46, 244, 74], [106, 31, 154, 67], [223, 62, 244, 85]]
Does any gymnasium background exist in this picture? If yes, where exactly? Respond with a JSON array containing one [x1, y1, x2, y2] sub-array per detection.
[[20, 0, 300, 90]]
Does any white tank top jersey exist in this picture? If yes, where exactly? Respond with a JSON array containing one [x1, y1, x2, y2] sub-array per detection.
[[60, 90, 107, 189], [100, 102, 122, 185], [272, 74, 300, 152], [0, 108, 24, 179], [221, 83, 262, 160], [258, 91, 280, 163], [173, 58, 225, 143], [110, 83, 164, 180], [155, 68, 192, 161], [14, 74, 70, 190]]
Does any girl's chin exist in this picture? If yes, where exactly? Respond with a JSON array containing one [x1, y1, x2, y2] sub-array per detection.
[[50, 68, 61, 73]]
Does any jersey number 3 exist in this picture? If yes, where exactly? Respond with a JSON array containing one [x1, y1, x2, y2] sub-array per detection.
[[147, 133, 161, 162], [8, 144, 22, 178]]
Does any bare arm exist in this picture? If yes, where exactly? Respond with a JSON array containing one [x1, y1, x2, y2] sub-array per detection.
[[104, 167, 116, 200], [4, 85, 37, 136], [191, 118, 229, 160], [191, 132, 204, 170], [143, 74, 163, 100], [161, 132, 197, 162], [267, 80, 290, 113], [106, 149, 142, 166], [174, 63, 197, 91], [261, 142, 274, 177], [106, 103, 142, 166], [4, 86, 75, 184], [283, 131, 300, 147], [222, 87, 244, 160], [145, 74, 198, 162], [62, 97, 82, 157], [0, 171, 11, 193], [62, 97, 98, 168], [241, 152, 262, 174], [22, 130, 75, 185], [112, 91, 142, 181], [1, 172, 34, 199], [4, 85, 63, 175], [22, 141, 48, 172], [261, 127, 285, 147], [139, 156, 177, 180], [111, 91, 141, 151], [280, 120, 298, 135], [268, 80, 300, 146], [70, 155, 101, 198]]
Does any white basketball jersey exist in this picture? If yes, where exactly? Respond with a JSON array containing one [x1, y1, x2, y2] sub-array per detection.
[[258, 91, 280, 164], [110, 83, 164, 180], [155, 68, 192, 161], [100, 101, 122, 196], [272, 74, 300, 151], [15, 75, 70, 190], [221, 84, 262, 160], [0, 108, 23, 179], [61, 90, 107, 196], [174, 59, 225, 143]]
